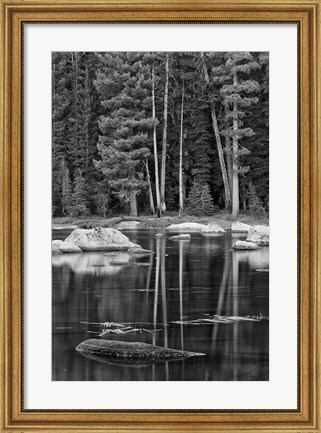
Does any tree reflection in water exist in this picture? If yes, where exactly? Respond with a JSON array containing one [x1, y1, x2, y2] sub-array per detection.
[[52, 229, 269, 381]]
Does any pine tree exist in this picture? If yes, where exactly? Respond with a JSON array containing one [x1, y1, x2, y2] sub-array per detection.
[[242, 52, 269, 208], [71, 168, 90, 217], [218, 52, 260, 217], [94, 53, 155, 216], [186, 178, 215, 216], [247, 182, 266, 217], [61, 159, 72, 217], [51, 51, 269, 218], [198, 52, 232, 211]]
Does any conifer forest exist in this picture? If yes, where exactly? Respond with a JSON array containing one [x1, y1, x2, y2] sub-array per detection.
[[52, 51, 269, 220], [52, 52, 270, 381]]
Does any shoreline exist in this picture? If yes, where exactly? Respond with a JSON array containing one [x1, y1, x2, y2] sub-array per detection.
[[52, 212, 268, 231]]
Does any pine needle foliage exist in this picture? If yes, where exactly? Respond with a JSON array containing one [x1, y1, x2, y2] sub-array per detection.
[[247, 182, 266, 218], [186, 178, 215, 216], [71, 169, 90, 217]]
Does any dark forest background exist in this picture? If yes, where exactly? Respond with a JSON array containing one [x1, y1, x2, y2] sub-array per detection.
[[52, 52, 269, 219]]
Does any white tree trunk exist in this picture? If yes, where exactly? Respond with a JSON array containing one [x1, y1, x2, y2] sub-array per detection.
[[160, 54, 169, 214], [152, 62, 161, 215], [179, 80, 185, 216], [224, 101, 233, 194], [145, 158, 155, 215], [129, 191, 138, 217], [232, 70, 239, 218], [201, 53, 232, 211]]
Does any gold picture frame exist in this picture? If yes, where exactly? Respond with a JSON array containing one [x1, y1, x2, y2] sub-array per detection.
[[0, 0, 320, 431]]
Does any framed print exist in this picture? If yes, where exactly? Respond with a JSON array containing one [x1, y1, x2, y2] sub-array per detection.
[[0, 0, 320, 432]]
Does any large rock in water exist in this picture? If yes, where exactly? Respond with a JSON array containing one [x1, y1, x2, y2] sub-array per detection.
[[116, 220, 141, 230], [166, 222, 207, 231], [170, 234, 191, 241], [246, 225, 269, 246], [201, 222, 226, 235], [52, 239, 63, 255], [64, 227, 141, 251], [76, 339, 205, 365], [231, 222, 252, 233], [127, 247, 154, 255], [233, 240, 259, 250], [59, 241, 82, 253]]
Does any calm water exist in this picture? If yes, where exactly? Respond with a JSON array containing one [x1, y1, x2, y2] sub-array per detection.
[[52, 229, 269, 381]]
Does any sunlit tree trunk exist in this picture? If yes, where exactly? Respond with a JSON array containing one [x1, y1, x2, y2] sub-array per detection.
[[129, 191, 138, 217], [224, 102, 233, 194], [160, 54, 169, 214], [179, 80, 185, 216], [201, 53, 232, 211], [145, 158, 155, 215], [232, 70, 239, 218], [152, 62, 161, 216]]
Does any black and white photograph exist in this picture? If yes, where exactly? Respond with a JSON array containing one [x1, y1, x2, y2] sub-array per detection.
[[52, 51, 269, 381]]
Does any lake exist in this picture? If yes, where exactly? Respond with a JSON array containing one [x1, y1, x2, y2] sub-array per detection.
[[52, 228, 269, 381]]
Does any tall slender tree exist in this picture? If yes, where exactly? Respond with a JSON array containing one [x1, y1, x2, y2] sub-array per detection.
[[220, 52, 260, 217], [94, 53, 154, 216], [151, 60, 161, 215], [199, 53, 232, 211], [178, 79, 185, 215], [160, 53, 169, 214]]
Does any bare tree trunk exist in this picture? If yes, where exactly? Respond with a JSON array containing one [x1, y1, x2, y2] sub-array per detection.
[[160, 53, 169, 214], [145, 159, 155, 215], [179, 80, 185, 216], [224, 102, 233, 194], [210, 104, 232, 212], [232, 70, 239, 218], [201, 53, 232, 211], [129, 191, 138, 217], [152, 62, 161, 216]]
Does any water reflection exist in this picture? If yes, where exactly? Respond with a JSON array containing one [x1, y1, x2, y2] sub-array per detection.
[[52, 230, 269, 381]]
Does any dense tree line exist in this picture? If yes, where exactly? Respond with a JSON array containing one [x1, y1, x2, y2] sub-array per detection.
[[52, 51, 269, 218]]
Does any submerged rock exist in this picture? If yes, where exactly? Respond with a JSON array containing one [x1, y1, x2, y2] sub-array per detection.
[[116, 220, 141, 230], [233, 240, 259, 250], [201, 222, 226, 235], [52, 240, 63, 255], [127, 247, 154, 254], [64, 227, 141, 251], [231, 222, 252, 233], [52, 224, 78, 230], [75, 339, 205, 364], [170, 234, 191, 241], [166, 222, 207, 231], [59, 241, 82, 253], [246, 225, 269, 245]]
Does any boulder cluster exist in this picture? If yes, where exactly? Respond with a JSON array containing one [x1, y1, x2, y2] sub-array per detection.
[[52, 227, 142, 255], [232, 224, 269, 250]]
